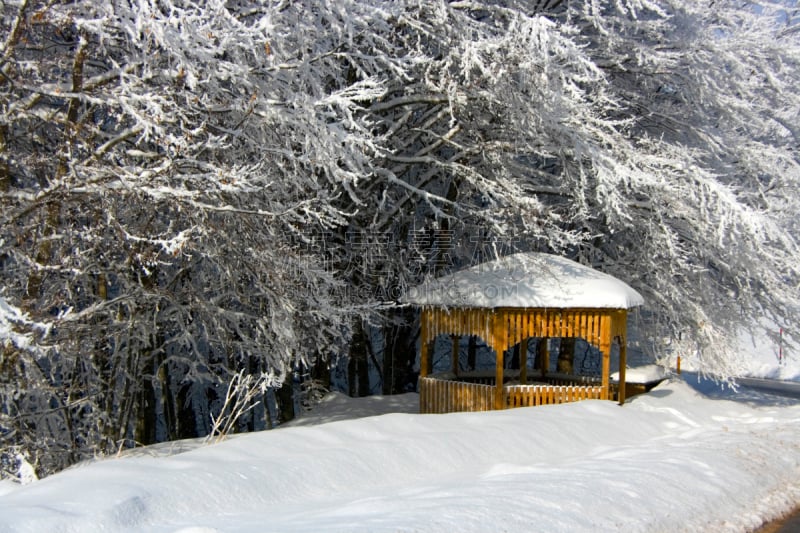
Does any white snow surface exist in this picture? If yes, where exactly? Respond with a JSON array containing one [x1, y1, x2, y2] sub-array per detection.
[[402, 252, 645, 309], [1, 377, 798, 533], [611, 364, 668, 383]]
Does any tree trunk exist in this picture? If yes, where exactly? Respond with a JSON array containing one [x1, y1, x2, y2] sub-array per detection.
[[135, 366, 158, 445], [276, 380, 295, 424], [176, 380, 199, 439], [535, 338, 549, 374], [0, 124, 9, 192], [382, 308, 418, 394], [157, 359, 177, 441], [557, 338, 576, 374], [27, 35, 87, 304], [467, 335, 477, 371], [348, 319, 370, 397], [509, 344, 520, 371], [312, 356, 331, 391]]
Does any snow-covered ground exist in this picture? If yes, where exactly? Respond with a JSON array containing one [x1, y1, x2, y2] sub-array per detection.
[[1, 374, 798, 533]]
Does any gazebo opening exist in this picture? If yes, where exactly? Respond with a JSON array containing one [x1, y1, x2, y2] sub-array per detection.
[[402, 252, 645, 414]]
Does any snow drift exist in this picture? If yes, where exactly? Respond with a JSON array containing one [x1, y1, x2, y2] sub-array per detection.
[[1, 376, 798, 533]]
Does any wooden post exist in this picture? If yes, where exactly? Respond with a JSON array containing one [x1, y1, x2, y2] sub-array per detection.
[[600, 313, 611, 400], [520, 337, 528, 384], [451, 335, 460, 376], [618, 335, 627, 406], [420, 309, 430, 378], [493, 311, 506, 410], [495, 346, 505, 410]]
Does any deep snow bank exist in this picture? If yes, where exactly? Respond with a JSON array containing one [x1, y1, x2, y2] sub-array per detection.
[[0, 378, 798, 533]]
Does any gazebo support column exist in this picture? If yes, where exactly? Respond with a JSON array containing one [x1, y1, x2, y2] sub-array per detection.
[[618, 337, 627, 405], [600, 318, 612, 401], [492, 312, 508, 410], [495, 347, 504, 410]]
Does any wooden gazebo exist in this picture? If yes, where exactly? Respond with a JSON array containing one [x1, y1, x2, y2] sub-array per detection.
[[402, 253, 644, 414]]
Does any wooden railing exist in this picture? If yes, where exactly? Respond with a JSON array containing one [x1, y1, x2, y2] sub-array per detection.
[[419, 376, 494, 414], [505, 384, 604, 408], [419, 374, 615, 414]]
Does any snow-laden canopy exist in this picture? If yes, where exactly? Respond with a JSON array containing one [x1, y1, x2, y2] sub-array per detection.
[[403, 252, 644, 309]]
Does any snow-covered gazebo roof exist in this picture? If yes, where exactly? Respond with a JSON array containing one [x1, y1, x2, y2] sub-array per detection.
[[402, 252, 644, 309]]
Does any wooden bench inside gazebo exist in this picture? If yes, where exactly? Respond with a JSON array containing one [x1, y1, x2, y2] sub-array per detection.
[[402, 252, 644, 414]]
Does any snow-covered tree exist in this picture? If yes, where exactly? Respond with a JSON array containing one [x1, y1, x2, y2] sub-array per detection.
[[549, 0, 800, 374], [0, 0, 374, 474], [324, 0, 800, 384]]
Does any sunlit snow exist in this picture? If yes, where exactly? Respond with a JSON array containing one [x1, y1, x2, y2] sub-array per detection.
[[1, 375, 798, 533], [402, 252, 644, 309]]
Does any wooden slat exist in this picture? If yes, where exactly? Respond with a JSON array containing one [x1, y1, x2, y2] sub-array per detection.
[[521, 313, 528, 344], [594, 312, 601, 346], [468, 382, 475, 411], [419, 377, 427, 413], [580, 312, 587, 340], [451, 335, 460, 375]]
